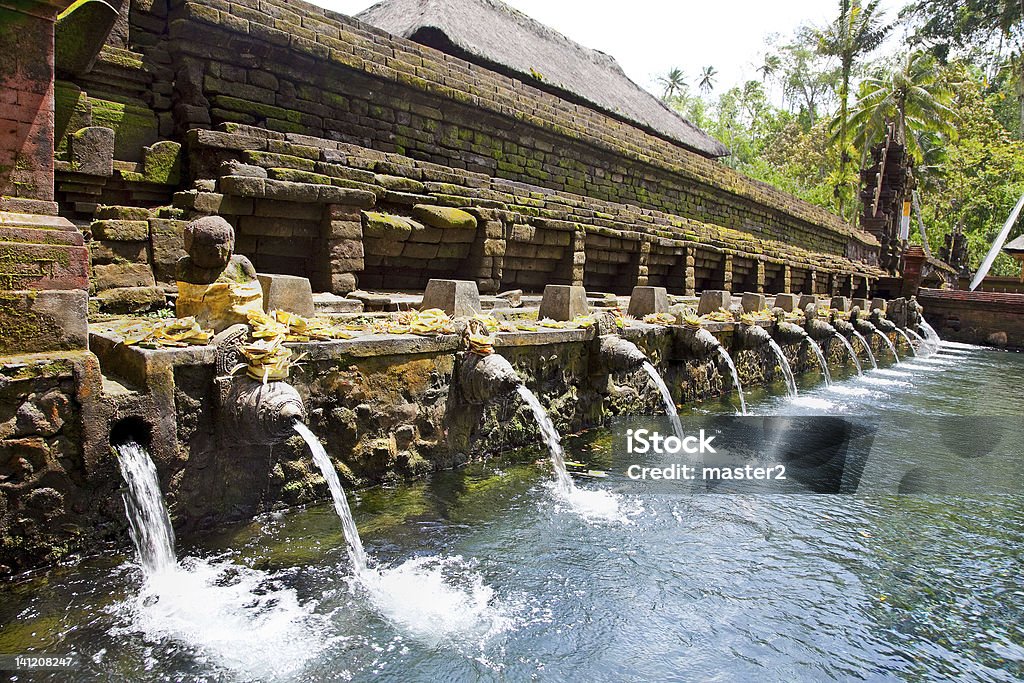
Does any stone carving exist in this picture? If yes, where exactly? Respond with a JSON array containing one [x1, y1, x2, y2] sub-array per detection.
[[176, 216, 264, 332]]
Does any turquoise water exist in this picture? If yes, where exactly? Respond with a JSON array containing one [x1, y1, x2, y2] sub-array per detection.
[[1, 343, 1022, 681]]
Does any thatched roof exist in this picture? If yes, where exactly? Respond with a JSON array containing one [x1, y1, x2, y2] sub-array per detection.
[[356, 0, 728, 159], [1003, 234, 1024, 255]]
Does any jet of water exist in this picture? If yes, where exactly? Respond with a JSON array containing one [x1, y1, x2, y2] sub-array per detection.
[[805, 337, 832, 386], [294, 422, 367, 573], [766, 339, 798, 398], [114, 441, 177, 576], [516, 385, 574, 497], [851, 330, 878, 369], [895, 328, 917, 357], [833, 333, 863, 375], [714, 347, 748, 415], [642, 361, 687, 433], [872, 327, 900, 363]]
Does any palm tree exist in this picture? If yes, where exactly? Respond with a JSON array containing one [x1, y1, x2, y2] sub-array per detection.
[[846, 51, 958, 164], [658, 68, 688, 102], [699, 66, 718, 94], [818, 0, 891, 217], [757, 54, 782, 82]]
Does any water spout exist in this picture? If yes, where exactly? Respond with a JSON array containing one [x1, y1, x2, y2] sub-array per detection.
[[805, 336, 832, 386], [458, 352, 522, 405], [715, 347, 748, 415], [114, 441, 176, 576], [895, 328, 918, 357], [597, 335, 648, 374], [222, 377, 306, 444], [833, 333, 863, 375], [641, 362, 685, 437], [873, 327, 900, 363], [766, 339, 798, 398], [516, 385, 574, 497], [294, 422, 367, 573], [851, 330, 877, 369]]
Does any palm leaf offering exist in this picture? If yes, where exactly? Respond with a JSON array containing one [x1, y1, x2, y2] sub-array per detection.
[[248, 309, 357, 342], [409, 308, 456, 336], [643, 312, 676, 325], [700, 308, 734, 323], [240, 336, 297, 383], [106, 317, 214, 348], [683, 315, 704, 330]]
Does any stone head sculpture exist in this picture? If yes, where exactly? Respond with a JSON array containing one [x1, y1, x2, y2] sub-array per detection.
[[179, 216, 236, 284]]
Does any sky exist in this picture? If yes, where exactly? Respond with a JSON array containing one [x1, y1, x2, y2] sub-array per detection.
[[312, 0, 906, 99]]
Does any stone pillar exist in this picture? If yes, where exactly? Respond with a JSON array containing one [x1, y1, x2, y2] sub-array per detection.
[[683, 246, 695, 296], [782, 263, 792, 293], [754, 259, 766, 294], [902, 246, 927, 297], [571, 228, 585, 286], [636, 239, 650, 287], [721, 253, 733, 292], [0, 0, 91, 355]]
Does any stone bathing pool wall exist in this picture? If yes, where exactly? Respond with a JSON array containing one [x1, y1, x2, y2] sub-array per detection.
[[0, 319, 897, 575]]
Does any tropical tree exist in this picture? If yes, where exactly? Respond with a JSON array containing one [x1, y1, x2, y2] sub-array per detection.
[[818, 0, 891, 217], [699, 66, 718, 94], [658, 68, 688, 102], [846, 51, 959, 164], [904, 0, 1024, 134]]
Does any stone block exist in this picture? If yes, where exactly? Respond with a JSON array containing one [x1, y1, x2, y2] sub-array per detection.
[[94, 286, 164, 314], [412, 205, 477, 230], [331, 273, 357, 294], [851, 298, 870, 312], [363, 212, 413, 240], [697, 290, 731, 316], [774, 294, 799, 312], [92, 262, 155, 291], [870, 298, 887, 313], [258, 273, 315, 316], [538, 284, 588, 321], [799, 295, 818, 310], [91, 219, 149, 241], [627, 286, 669, 318], [0, 290, 89, 355], [420, 279, 481, 317], [69, 126, 114, 177], [741, 292, 767, 313], [830, 296, 850, 313]]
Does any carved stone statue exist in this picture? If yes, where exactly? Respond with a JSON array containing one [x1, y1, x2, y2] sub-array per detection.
[[176, 215, 263, 332]]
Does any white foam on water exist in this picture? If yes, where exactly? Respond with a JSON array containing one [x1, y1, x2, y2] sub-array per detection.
[[789, 396, 835, 410], [550, 482, 631, 523], [858, 376, 912, 387], [872, 368, 913, 378], [940, 340, 984, 351], [356, 555, 514, 648], [826, 385, 880, 398], [112, 557, 331, 679]]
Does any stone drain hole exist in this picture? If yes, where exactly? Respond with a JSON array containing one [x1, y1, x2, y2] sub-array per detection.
[[110, 416, 153, 449]]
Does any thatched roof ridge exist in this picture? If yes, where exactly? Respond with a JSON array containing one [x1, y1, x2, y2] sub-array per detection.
[[1003, 234, 1024, 254], [357, 0, 728, 158]]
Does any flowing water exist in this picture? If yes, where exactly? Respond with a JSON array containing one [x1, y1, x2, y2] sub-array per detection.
[[714, 347, 748, 415], [874, 327, 900, 363], [834, 332, 863, 375], [295, 422, 367, 573], [5, 344, 1024, 681], [852, 329, 878, 369], [114, 442, 176, 576], [895, 328, 917, 357], [906, 328, 930, 355], [766, 338, 798, 398], [805, 336, 832, 386], [642, 361, 687, 434]]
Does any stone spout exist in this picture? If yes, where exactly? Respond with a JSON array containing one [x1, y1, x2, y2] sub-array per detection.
[[458, 352, 522, 405], [803, 303, 838, 342], [735, 322, 772, 351], [870, 308, 898, 334], [678, 326, 722, 358], [595, 335, 648, 374], [772, 308, 810, 345], [830, 314, 856, 338], [849, 307, 878, 337], [223, 377, 306, 444]]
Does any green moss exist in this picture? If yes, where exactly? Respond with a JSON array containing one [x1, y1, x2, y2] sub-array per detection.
[[268, 167, 332, 184], [411, 205, 477, 230], [362, 212, 413, 240]]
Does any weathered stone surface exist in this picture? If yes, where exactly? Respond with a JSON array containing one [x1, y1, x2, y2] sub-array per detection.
[[91, 219, 149, 242], [539, 284, 589, 321], [69, 126, 114, 176], [851, 298, 870, 312], [627, 286, 669, 317], [741, 292, 767, 313], [986, 331, 1008, 347], [258, 273, 315, 316], [221, 159, 268, 178], [420, 279, 481, 317], [870, 298, 887, 313], [92, 262, 156, 291], [412, 205, 477, 230], [363, 212, 414, 240], [94, 285, 164, 313], [0, 290, 89, 355], [697, 290, 730, 316], [799, 294, 818, 310], [830, 296, 850, 313], [774, 294, 799, 312]]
